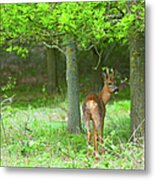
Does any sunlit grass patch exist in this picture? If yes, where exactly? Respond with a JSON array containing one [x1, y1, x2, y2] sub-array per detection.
[[105, 100, 130, 142]]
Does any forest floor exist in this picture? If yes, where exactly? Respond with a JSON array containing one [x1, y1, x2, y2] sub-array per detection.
[[1, 85, 144, 169]]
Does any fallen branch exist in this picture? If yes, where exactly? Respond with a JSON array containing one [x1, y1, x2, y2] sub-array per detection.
[[128, 119, 145, 142]]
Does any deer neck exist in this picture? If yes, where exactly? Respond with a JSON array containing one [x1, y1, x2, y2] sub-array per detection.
[[99, 86, 112, 105]]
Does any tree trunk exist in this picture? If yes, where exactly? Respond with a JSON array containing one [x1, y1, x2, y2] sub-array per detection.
[[130, 33, 145, 141], [66, 37, 81, 133], [47, 48, 57, 95]]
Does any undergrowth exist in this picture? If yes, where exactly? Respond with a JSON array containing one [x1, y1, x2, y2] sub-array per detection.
[[1, 86, 144, 169]]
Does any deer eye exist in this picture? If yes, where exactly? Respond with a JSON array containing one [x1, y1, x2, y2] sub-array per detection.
[[108, 83, 112, 86]]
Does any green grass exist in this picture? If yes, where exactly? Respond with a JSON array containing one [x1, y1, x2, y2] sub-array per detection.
[[1, 87, 144, 169]]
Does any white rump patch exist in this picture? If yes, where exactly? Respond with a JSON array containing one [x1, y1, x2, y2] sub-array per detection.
[[86, 100, 97, 109]]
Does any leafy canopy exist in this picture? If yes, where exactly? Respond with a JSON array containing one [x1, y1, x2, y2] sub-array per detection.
[[0, 1, 144, 54]]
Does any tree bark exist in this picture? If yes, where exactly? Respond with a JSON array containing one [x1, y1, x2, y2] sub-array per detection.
[[130, 33, 145, 141], [47, 48, 57, 95], [66, 37, 81, 133]]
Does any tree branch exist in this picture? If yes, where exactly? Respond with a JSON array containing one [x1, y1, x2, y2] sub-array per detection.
[[77, 44, 94, 51], [43, 42, 66, 55], [92, 46, 103, 70]]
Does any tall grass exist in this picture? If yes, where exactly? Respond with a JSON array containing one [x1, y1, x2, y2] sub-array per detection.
[[1, 87, 144, 169]]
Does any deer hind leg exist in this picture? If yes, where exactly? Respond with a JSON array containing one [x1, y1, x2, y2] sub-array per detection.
[[87, 128, 91, 156], [84, 114, 91, 157], [86, 121, 91, 156], [99, 121, 104, 155], [92, 121, 99, 160], [100, 124, 104, 154]]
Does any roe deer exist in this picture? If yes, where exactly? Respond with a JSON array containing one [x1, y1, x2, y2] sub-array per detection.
[[82, 68, 119, 160]]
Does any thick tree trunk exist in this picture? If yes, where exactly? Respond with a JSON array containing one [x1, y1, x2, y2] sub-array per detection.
[[47, 48, 57, 95], [66, 38, 81, 133], [130, 33, 145, 141]]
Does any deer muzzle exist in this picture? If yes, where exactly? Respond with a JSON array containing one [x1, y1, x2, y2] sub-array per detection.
[[113, 87, 119, 94]]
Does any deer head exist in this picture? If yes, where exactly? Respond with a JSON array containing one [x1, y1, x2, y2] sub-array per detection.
[[103, 67, 119, 94]]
